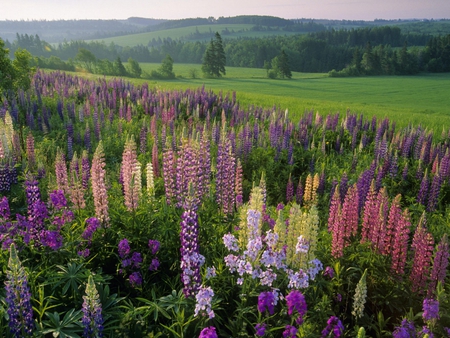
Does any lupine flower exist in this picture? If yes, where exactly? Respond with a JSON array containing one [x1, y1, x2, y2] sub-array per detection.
[[148, 239, 160, 255], [148, 258, 160, 271], [428, 233, 449, 297], [422, 298, 439, 322], [4, 243, 34, 337], [194, 285, 215, 319], [283, 325, 298, 338], [81, 275, 104, 338], [129, 271, 143, 288], [205, 266, 216, 279], [199, 326, 218, 338], [223, 233, 239, 252], [286, 289, 307, 324], [323, 266, 335, 279], [321, 316, 344, 337], [121, 135, 141, 211], [255, 323, 267, 337], [91, 141, 109, 224], [419, 326, 433, 338], [257, 291, 276, 315], [118, 239, 131, 258], [352, 269, 367, 319], [82, 217, 101, 244]]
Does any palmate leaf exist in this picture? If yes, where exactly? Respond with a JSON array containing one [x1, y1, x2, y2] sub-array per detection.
[[41, 309, 83, 338], [50, 262, 89, 297]]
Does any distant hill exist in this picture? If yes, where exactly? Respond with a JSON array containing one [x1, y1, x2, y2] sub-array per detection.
[[0, 17, 166, 43]]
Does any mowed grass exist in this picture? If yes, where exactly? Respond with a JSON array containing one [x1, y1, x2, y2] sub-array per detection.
[[72, 63, 450, 130]]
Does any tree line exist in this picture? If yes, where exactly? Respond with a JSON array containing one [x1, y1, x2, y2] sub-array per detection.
[[3, 25, 450, 76]]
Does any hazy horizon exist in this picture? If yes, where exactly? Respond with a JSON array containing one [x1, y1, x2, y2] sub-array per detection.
[[1, 0, 450, 22]]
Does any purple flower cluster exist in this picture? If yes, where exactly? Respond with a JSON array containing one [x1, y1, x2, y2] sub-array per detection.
[[118, 239, 143, 288], [199, 326, 218, 338], [194, 285, 215, 319], [422, 298, 439, 322], [5, 244, 34, 337], [148, 239, 160, 271], [255, 323, 267, 336], [392, 319, 416, 338], [283, 325, 298, 338], [257, 290, 277, 315], [321, 316, 344, 338], [286, 290, 307, 325], [82, 275, 104, 338]]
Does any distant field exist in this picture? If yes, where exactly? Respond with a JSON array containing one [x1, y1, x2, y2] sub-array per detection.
[[74, 64, 450, 130], [88, 24, 300, 47]]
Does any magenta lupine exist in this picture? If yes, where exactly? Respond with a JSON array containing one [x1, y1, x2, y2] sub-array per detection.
[[91, 141, 109, 224], [162, 146, 177, 204], [428, 233, 449, 297], [369, 187, 389, 254], [341, 184, 359, 238], [389, 204, 411, 276], [410, 213, 435, 294], [361, 180, 377, 243], [5, 243, 34, 337], [55, 148, 69, 195], [25, 132, 35, 169], [328, 186, 344, 259], [121, 136, 141, 211], [81, 275, 104, 338], [152, 142, 160, 178]]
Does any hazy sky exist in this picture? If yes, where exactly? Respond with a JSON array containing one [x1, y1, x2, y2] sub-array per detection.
[[1, 0, 449, 21]]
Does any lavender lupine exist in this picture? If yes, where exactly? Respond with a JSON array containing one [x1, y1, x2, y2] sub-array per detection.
[[81, 275, 104, 338], [428, 233, 449, 297], [180, 201, 204, 297], [216, 126, 236, 214], [4, 243, 34, 337], [194, 285, 215, 319], [121, 136, 141, 211], [410, 213, 435, 294], [91, 141, 109, 224]]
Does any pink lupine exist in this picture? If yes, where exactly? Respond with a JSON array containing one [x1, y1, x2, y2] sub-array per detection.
[[370, 188, 389, 254], [410, 213, 435, 294], [389, 200, 411, 276], [341, 184, 359, 238], [55, 148, 69, 195], [361, 180, 377, 243], [328, 186, 345, 258], [91, 141, 109, 224], [162, 147, 177, 205]]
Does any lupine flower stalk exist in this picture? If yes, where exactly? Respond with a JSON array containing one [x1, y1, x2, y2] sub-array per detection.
[[4, 243, 34, 337], [55, 148, 69, 195], [91, 141, 109, 224], [410, 213, 435, 294], [121, 135, 141, 211], [81, 274, 104, 338], [146, 162, 155, 197], [352, 269, 367, 319], [428, 233, 449, 297], [388, 198, 411, 276], [162, 145, 177, 204]]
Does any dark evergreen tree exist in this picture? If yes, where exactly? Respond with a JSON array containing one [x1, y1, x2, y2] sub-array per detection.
[[278, 49, 292, 79], [114, 57, 127, 76], [201, 32, 226, 77]]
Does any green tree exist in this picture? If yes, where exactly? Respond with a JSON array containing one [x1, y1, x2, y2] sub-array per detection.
[[75, 48, 96, 73], [201, 32, 226, 77], [127, 57, 142, 78], [1, 38, 34, 93], [158, 54, 175, 78], [113, 57, 127, 76], [277, 49, 292, 79]]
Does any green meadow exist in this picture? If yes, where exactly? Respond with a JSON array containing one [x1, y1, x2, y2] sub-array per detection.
[[88, 24, 299, 47], [110, 63, 450, 130]]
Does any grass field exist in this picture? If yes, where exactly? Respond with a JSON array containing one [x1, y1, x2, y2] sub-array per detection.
[[74, 64, 450, 130], [88, 24, 300, 47]]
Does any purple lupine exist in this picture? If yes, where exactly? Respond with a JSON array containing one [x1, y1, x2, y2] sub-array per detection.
[[55, 149, 70, 195], [199, 326, 218, 338], [148, 239, 160, 255], [235, 159, 243, 208], [91, 141, 109, 224], [82, 217, 101, 244], [81, 275, 104, 338], [422, 298, 439, 322], [216, 128, 236, 215], [129, 271, 142, 288], [427, 174, 441, 212], [255, 323, 267, 337], [286, 290, 307, 325], [392, 319, 416, 338], [283, 325, 298, 338], [0, 196, 11, 222], [5, 243, 34, 337], [286, 174, 294, 203], [81, 150, 90, 190], [180, 207, 204, 297], [417, 169, 429, 206], [176, 140, 200, 209], [321, 316, 344, 338], [26, 133, 35, 169], [257, 291, 276, 315], [410, 214, 435, 294], [428, 233, 449, 297], [118, 239, 131, 258]]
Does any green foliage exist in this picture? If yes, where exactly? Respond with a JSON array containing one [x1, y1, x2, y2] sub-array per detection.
[[40, 309, 83, 338], [127, 57, 142, 78], [74, 48, 97, 73]]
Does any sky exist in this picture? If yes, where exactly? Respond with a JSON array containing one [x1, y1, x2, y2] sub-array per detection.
[[1, 0, 449, 21]]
